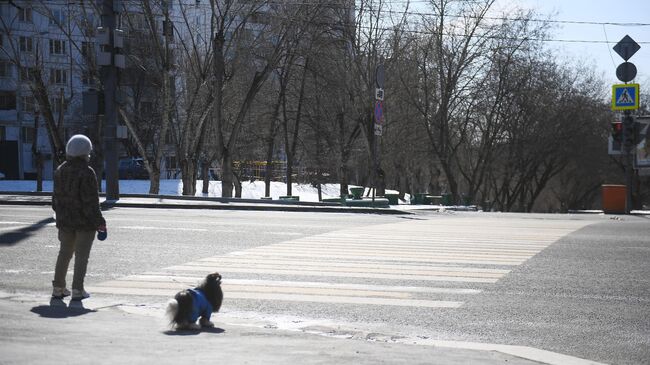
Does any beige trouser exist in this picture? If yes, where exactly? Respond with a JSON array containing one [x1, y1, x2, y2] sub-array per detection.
[[52, 228, 95, 291]]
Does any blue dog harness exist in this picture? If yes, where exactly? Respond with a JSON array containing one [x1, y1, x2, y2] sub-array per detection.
[[188, 288, 213, 322]]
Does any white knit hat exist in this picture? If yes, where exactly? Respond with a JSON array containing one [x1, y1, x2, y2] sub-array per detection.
[[66, 134, 93, 157]]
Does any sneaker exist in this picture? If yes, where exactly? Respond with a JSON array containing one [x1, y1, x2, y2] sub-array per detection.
[[52, 287, 71, 299], [71, 289, 90, 301]]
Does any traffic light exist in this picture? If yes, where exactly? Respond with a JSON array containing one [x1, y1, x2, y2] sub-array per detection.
[[611, 121, 623, 143], [623, 115, 636, 147]]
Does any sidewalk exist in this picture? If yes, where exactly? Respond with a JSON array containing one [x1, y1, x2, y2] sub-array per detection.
[[0, 291, 597, 365]]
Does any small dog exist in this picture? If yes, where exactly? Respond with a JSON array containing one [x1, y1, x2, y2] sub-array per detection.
[[166, 272, 223, 330]]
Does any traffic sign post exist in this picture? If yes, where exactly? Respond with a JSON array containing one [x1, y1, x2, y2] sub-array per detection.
[[372, 61, 386, 202], [611, 35, 641, 213]]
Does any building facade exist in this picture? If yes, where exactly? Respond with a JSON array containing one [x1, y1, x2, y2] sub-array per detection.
[[0, 1, 93, 179]]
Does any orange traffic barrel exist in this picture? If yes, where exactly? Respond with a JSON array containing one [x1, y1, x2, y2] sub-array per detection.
[[602, 184, 626, 214]]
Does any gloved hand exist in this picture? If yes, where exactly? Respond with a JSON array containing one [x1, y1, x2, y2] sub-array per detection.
[[97, 224, 107, 241]]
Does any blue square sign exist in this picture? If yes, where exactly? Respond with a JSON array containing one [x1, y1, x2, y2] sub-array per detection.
[[612, 84, 639, 110]]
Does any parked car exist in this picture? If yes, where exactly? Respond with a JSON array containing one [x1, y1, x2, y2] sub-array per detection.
[[118, 158, 149, 179]]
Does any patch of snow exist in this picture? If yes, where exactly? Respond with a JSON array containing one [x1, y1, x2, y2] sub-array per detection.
[[0, 179, 406, 204]]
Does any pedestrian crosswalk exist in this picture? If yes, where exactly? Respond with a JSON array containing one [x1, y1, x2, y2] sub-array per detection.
[[88, 216, 593, 309]]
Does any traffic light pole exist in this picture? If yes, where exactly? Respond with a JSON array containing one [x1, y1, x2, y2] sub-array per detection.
[[623, 110, 633, 214]]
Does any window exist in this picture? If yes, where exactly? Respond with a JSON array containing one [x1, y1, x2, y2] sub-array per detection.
[[0, 91, 16, 110], [50, 9, 65, 25], [50, 69, 67, 84], [20, 67, 37, 82], [50, 97, 64, 114], [82, 70, 96, 86], [0, 126, 6, 141], [21, 127, 35, 144], [18, 7, 33, 23], [20, 96, 35, 113], [165, 156, 177, 169], [141, 101, 153, 115], [81, 41, 93, 57], [49, 39, 66, 55], [126, 13, 146, 32], [0, 61, 9, 78], [164, 130, 175, 145], [80, 13, 95, 33], [19, 36, 33, 53]]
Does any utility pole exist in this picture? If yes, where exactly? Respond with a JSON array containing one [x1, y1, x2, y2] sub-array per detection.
[[99, 0, 122, 200]]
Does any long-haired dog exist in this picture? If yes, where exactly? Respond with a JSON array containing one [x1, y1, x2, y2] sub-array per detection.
[[166, 272, 223, 330]]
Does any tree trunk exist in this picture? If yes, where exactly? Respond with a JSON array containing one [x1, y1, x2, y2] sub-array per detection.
[[149, 169, 161, 195], [233, 172, 242, 198], [181, 160, 196, 195], [286, 156, 293, 196], [264, 98, 281, 198], [221, 152, 234, 198], [339, 160, 349, 197], [439, 159, 459, 202], [202, 161, 210, 194], [264, 149, 274, 198]]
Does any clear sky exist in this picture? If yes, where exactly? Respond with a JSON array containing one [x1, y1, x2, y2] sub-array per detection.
[[494, 0, 650, 85]]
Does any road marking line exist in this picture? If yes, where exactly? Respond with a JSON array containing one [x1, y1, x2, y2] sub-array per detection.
[[302, 237, 555, 246], [119, 226, 208, 232], [225, 292, 463, 308], [163, 266, 500, 283], [180, 261, 506, 278], [93, 280, 415, 299], [246, 245, 535, 259], [198, 257, 511, 273], [114, 275, 482, 294], [272, 242, 545, 253], [87, 285, 463, 308], [223, 251, 525, 266]]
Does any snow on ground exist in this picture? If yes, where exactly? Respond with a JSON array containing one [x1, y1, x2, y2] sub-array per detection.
[[0, 179, 400, 203]]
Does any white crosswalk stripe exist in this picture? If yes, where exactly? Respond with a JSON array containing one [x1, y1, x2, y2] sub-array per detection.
[[88, 216, 592, 308]]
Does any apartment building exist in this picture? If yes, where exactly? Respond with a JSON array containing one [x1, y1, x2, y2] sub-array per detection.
[[0, 1, 99, 180]]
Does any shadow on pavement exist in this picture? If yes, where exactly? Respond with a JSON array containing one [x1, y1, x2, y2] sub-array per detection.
[[0, 217, 55, 247], [30, 298, 97, 318], [163, 327, 225, 336]]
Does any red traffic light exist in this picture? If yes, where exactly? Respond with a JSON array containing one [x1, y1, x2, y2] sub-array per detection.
[[611, 121, 623, 142]]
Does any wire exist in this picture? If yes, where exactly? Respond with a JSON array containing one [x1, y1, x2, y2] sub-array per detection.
[[21, 0, 650, 27], [602, 24, 617, 71], [7, 0, 650, 45]]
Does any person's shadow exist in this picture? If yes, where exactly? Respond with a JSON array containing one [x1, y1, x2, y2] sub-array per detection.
[[30, 298, 97, 318]]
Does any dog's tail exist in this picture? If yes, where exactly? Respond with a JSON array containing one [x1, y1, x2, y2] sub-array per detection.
[[166, 290, 193, 326], [165, 298, 179, 326]]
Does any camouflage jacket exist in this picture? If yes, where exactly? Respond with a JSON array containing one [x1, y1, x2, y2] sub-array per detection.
[[52, 158, 106, 230]]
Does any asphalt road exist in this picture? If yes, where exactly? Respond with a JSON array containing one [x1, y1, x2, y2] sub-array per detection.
[[1, 206, 649, 364]]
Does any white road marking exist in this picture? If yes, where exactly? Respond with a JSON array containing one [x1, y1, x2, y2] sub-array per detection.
[[119, 226, 208, 232], [89, 216, 594, 309], [117, 275, 482, 294]]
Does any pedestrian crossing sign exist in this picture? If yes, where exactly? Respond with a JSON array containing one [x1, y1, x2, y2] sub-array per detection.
[[612, 83, 639, 110]]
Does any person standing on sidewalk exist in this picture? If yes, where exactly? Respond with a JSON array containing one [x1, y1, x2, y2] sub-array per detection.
[[51, 134, 106, 301]]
